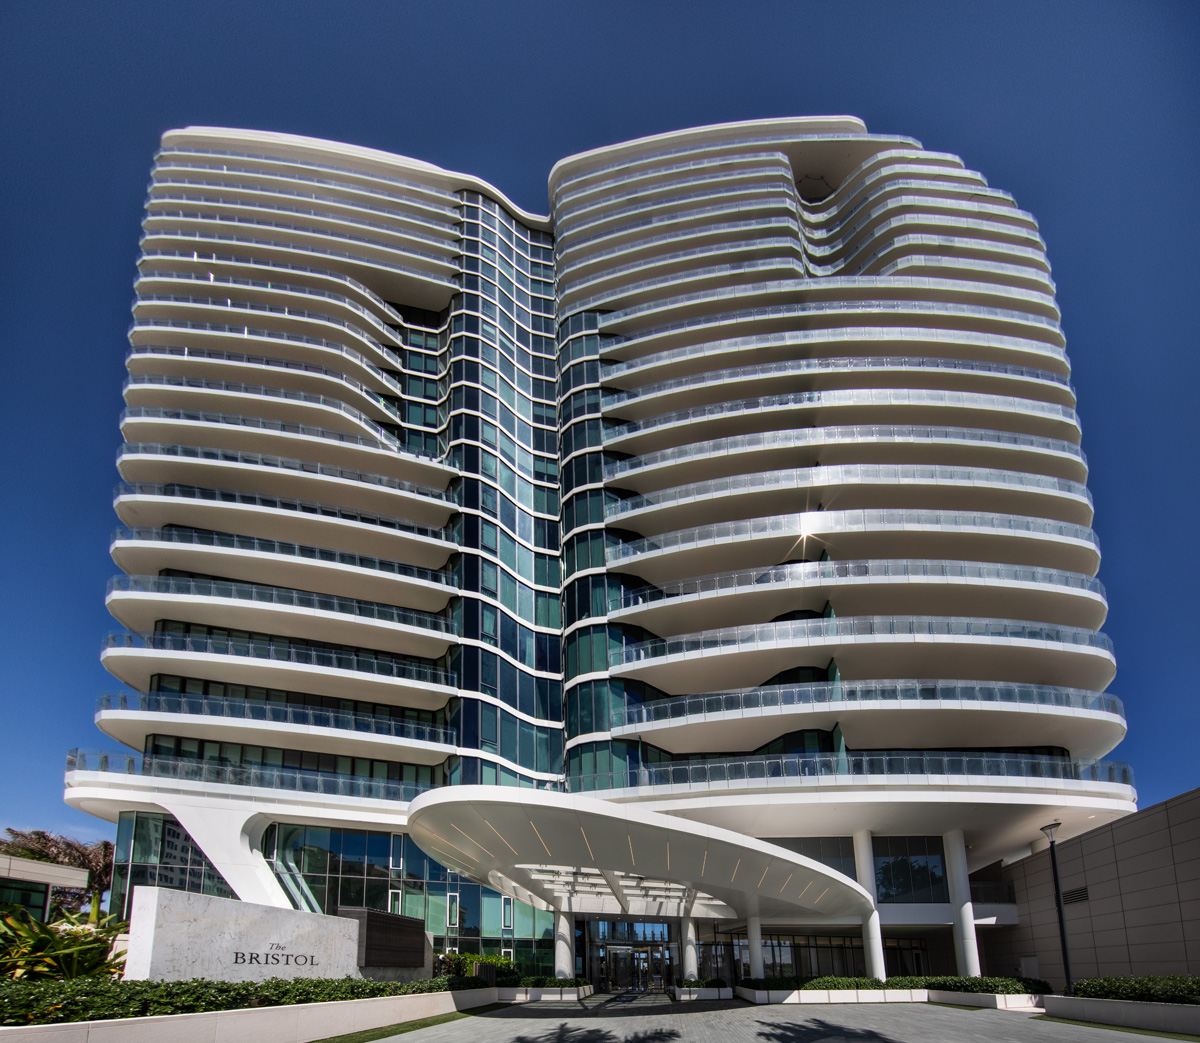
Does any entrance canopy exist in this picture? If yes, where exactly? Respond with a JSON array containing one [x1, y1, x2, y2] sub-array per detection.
[[406, 786, 872, 920]]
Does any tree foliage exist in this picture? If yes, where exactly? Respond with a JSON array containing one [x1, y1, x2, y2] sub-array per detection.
[[0, 829, 113, 912]]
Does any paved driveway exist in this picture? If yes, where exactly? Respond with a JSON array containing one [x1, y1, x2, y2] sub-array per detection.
[[377, 993, 1174, 1043]]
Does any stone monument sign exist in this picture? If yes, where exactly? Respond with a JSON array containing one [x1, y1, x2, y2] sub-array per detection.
[[123, 887, 361, 981]]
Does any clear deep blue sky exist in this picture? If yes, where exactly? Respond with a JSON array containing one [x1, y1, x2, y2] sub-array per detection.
[[1, 0, 1196, 842]]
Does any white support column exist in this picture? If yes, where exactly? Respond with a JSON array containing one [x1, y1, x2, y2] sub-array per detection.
[[853, 829, 886, 982], [164, 801, 291, 907], [746, 915, 765, 980], [943, 828, 981, 977], [554, 909, 575, 978], [681, 916, 698, 980]]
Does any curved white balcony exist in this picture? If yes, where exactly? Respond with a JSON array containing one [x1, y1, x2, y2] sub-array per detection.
[[564, 750, 1134, 806], [113, 482, 456, 567], [106, 575, 458, 658], [116, 443, 454, 528], [119, 406, 446, 487], [608, 615, 1114, 694], [603, 388, 1080, 457], [608, 559, 1107, 634], [67, 749, 430, 805], [122, 371, 400, 443], [601, 326, 1070, 379], [134, 264, 408, 348], [604, 354, 1073, 419], [605, 463, 1093, 535], [95, 694, 456, 766], [606, 425, 1088, 493], [110, 527, 456, 611], [138, 227, 457, 310], [608, 508, 1101, 586], [606, 680, 1125, 760], [101, 630, 457, 709]]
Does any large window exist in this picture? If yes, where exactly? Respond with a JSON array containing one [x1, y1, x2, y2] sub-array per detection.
[[872, 836, 949, 903]]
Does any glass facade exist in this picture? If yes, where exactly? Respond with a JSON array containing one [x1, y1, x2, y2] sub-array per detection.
[[110, 811, 235, 919], [872, 835, 950, 904], [0, 877, 49, 920], [262, 823, 555, 972]]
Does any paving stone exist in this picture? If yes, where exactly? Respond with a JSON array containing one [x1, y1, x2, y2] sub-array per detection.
[[371, 992, 1185, 1043]]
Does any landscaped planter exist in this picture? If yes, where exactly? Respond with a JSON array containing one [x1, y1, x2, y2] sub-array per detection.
[[735, 987, 927, 1004], [672, 986, 732, 1001], [0, 987, 499, 1043], [497, 985, 594, 1002], [927, 989, 1042, 1009], [1045, 995, 1200, 1034]]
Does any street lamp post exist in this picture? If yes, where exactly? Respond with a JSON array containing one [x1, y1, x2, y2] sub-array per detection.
[[1040, 821, 1073, 996]]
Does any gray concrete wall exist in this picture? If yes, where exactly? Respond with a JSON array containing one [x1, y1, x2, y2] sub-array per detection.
[[981, 788, 1200, 989]]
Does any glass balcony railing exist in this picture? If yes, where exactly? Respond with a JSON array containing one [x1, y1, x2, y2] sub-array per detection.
[[610, 559, 1105, 613], [605, 464, 1091, 520], [102, 631, 457, 688], [609, 680, 1124, 730], [565, 750, 1134, 794], [138, 229, 460, 291], [605, 425, 1086, 481], [611, 615, 1113, 669], [604, 297, 1062, 355], [117, 443, 450, 503], [136, 259, 409, 342], [66, 749, 430, 802], [603, 325, 1068, 379], [97, 693, 457, 745], [121, 405, 411, 459], [111, 527, 456, 588], [604, 353, 1069, 409], [608, 508, 1099, 564], [107, 575, 457, 635], [605, 387, 1077, 441], [113, 481, 455, 545]]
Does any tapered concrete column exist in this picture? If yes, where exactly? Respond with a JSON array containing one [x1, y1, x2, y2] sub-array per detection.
[[746, 915, 765, 979], [943, 829, 981, 976], [681, 916, 699, 979], [554, 910, 575, 978], [853, 829, 886, 982]]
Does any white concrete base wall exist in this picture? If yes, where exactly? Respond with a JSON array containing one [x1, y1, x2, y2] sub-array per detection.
[[1045, 995, 1200, 1034], [734, 987, 928, 1004], [927, 990, 1042, 1008], [0, 987, 598, 1043], [672, 987, 733, 1001]]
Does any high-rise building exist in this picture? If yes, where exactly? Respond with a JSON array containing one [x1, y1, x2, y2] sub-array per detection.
[[66, 117, 1134, 986]]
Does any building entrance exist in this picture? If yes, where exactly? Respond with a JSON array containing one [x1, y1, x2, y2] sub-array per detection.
[[603, 944, 668, 993]]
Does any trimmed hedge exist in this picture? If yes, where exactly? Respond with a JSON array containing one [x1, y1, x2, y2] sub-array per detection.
[[515, 976, 590, 988], [676, 977, 726, 989], [1074, 976, 1200, 1005], [0, 975, 487, 1026]]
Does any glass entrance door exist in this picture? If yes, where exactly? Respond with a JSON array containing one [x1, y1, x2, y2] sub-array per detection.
[[602, 944, 667, 992]]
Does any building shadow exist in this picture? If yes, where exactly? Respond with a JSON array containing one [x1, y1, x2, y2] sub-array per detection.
[[755, 1017, 903, 1043], [509, 1026, 681, 1043]]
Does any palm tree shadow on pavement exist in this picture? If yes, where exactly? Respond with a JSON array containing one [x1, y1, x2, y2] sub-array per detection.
[[755, 1017, 904, 1042]]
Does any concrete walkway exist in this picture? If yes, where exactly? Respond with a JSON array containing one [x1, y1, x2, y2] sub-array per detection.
[[374, 992, 1183, 1042]]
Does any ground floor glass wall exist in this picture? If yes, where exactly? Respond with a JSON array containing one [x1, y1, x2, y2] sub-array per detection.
[[262, 823, 555, 973]]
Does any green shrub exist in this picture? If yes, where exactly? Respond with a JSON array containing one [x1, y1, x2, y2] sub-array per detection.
[[739, 977, 801, 990], [800, 976, 886, 991], [0, 974, 489, 1025], [676, 977, 726, 989], [1073, 976, 1200, 1005], [885, 974, 1050, 994], [515, 975, 589, 988], [0, 906, 127, 981]]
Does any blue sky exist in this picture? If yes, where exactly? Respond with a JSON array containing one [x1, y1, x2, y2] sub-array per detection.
[[1, 0, 1196, 842]]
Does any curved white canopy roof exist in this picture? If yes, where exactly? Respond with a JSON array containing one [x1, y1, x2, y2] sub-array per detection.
[[406, 785, 873, 920]]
